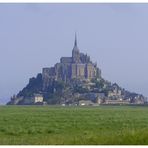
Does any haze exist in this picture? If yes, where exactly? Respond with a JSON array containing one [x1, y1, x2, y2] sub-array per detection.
[[0, 3, 148, 104]]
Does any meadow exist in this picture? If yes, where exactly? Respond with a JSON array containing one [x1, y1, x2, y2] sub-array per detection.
[[0, 105, 148, 145]]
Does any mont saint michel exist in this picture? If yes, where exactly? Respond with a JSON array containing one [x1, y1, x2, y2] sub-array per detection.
[[2, 4, 148, 145], [7, 34, 146, 105]]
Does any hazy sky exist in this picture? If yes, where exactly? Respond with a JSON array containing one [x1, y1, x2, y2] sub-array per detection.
[[0, 3, 148, 104]]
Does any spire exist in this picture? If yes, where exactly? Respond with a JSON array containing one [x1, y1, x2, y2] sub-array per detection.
[[72, 32, 80, 63], [74, 32, 77, 47], [73, 32, 79, 52]]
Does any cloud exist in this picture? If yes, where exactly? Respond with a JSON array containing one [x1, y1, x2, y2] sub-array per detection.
[[23, 3, 54, 15], [105, 3, 136, 13]]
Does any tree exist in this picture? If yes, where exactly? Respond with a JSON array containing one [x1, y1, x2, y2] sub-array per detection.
[[17, 73, 43, 97]]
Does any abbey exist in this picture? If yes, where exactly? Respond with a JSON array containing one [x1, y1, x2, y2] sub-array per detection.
[[7, 34, 146, 105], [42, 34, 101, 90]]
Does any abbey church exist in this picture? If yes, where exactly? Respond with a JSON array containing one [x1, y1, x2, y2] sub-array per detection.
[[42, 34, 101, 90]]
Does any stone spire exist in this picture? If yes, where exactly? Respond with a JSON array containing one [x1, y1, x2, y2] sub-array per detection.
[[72, 32, 80, 63], [73, 32, 79, 51], [74, 32, 77, 47]]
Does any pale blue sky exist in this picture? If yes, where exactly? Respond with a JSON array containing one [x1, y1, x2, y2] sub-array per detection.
[[0, 3, 148, 104]]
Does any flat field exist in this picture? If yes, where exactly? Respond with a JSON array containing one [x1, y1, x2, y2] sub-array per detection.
[[0, 105, 148, 145]]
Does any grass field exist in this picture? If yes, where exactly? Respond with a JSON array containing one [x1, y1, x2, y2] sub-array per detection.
[[0, 105, 148, 145]]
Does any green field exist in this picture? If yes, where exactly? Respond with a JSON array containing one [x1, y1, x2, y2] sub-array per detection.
[[0, 105, 148, 145]]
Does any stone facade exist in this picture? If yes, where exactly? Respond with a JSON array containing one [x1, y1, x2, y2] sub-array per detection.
[[42, 34, 101, 90], [104, 99, 130, 105], [33, 94, 44, 103], [79, 100, 94, 106]]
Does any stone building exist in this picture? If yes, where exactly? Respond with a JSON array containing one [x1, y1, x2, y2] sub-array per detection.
[[42, 34, 101, 90], [104, 99, 130, 105], [79, 100, 94, 106], [32, 94, 44, 103]]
